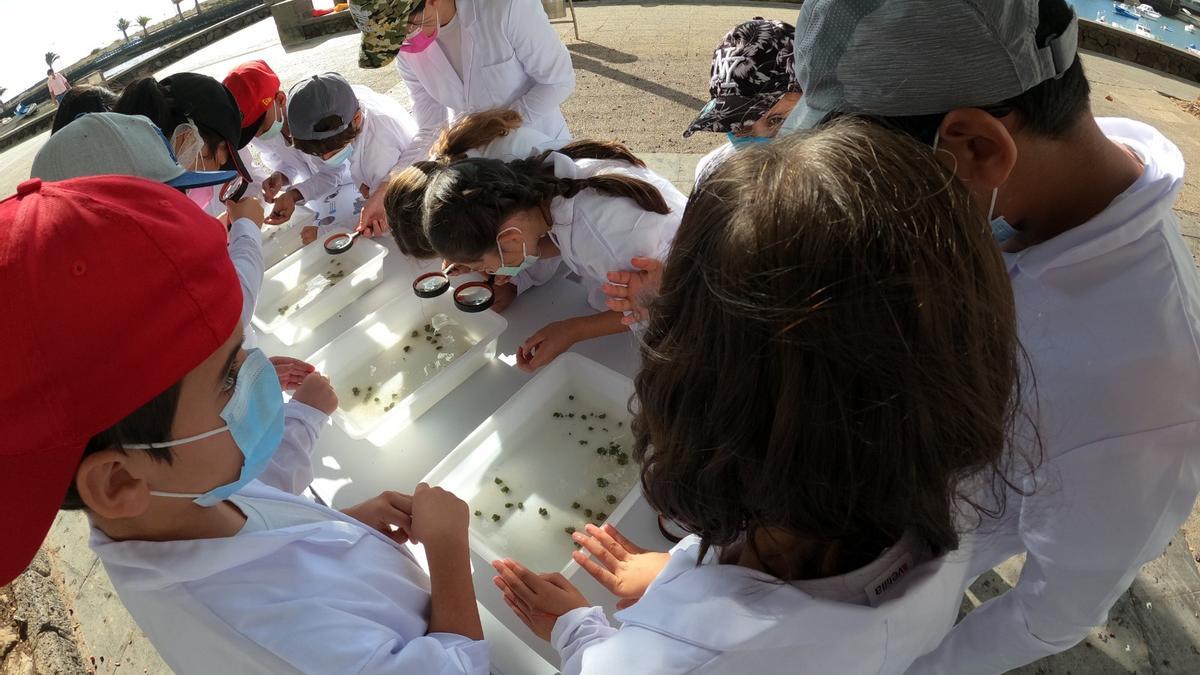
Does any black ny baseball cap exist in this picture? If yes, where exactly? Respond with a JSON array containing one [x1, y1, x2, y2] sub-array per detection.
[[684, 18, 801, 137]]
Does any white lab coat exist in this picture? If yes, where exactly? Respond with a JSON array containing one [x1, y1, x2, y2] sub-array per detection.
[[347, 84, 418, 194], [228, 216, 264, 348], [552, 534, 970, 675], [91, 401, 489, 675], [693, 142, 736, 186], [544, 152, 687, 311], [910, 118, 1200, 673], [392, 0, 575, 171], [241, 130, 346, 206]]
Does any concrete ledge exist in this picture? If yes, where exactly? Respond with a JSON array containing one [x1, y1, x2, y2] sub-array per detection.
[[8, 551, 88, 675], [272, 0, 356, 47], [1079, 19, 1200, 84]]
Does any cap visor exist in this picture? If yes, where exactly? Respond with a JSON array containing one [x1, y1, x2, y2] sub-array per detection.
[[224, 143, 253, 182], [0, 439, 83, 586], [780, 98, 832, 135], [683, 95, 775, 138], [166, 169, 240, 190]]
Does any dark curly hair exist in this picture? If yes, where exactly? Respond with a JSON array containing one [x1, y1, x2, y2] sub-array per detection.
[[420, 146, 672, 263], [634, 119, 1037, 580]]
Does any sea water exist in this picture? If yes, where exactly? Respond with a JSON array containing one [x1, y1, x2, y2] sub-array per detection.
[[465, 392, 639, 573], [270, 257, 349, 320], [1072, 1, 1200, 52], [333, 317, 476, 429]]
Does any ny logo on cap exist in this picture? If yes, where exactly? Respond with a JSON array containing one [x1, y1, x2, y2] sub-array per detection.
[[713, 48, 748, 89]]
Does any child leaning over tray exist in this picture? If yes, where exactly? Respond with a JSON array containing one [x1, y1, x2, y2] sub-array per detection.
[[0, 175, 488, 674]]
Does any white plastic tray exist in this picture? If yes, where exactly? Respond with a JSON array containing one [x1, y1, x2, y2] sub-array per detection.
[[306, 291, 508, 443], [422, 353, 642, 576], [251, 232, 388, 346], [261, 205, 316, 270]]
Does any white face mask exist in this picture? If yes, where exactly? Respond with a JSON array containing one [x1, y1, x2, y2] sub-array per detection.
[[259, 101, 284, 141]]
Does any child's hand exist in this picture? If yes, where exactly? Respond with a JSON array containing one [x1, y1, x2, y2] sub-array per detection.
[[266, 189, 299, 225], [269, 355, 316, 391], [262, 171, 289, 201], [357, 184, 389, 238], [409, 482, 469, 551], [300, 225, 319, 245], [491, 282, 518, 314], [291, 371, 338, 414], [572, 523, 670, 609], [340, 491, 414, 545], [491, 559, 590, 642], [603, 257, 664, 326], [225, 196, 265, 229], [517, 320, 579, 373]]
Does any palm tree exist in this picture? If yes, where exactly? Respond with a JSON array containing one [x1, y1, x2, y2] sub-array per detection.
[[117, 18, 131, 42], [171, 0, 184, 19], [193, 0, 202, 15], [44, 52, 59, 69], [136, 15, 152, 38]]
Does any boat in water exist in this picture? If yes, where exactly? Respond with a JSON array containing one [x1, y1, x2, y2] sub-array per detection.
[[1189, 44, 1200, 56], [1114, 3, 1141, 19], [1097, 10, 1108, 23], [1186, 24, 1196, 33], [1136, 23, 1157, 39], [1136, 4, 1161, 20]]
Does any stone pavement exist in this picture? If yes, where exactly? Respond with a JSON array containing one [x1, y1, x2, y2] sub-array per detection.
[[3, 2, 1200, 674]]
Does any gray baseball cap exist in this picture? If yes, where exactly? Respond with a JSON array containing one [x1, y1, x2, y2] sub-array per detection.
[[781, 0, 1079, 133], [287, 73, 360, 141], [31, 113, 237, 189]]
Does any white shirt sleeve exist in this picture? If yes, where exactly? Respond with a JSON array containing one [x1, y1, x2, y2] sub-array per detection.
[[511, 257, 562, 295], [227, 217, 264, 328], [256, 400, 328, 496], [911, 420, 1200, 674], [551, 606, 618, 675], [503, 0, 575, 134], [392, 57, 453, 172]]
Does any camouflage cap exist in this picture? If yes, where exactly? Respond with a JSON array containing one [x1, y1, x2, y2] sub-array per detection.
[[349, 0, 423, 69]]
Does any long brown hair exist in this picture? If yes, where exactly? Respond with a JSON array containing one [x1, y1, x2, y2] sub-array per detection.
[[385, 108, 663, 259], [635, 119, 1036, 579]]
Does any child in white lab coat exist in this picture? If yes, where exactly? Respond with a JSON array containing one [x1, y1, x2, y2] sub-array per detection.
[[349, 0, 576, 235], [287, 72, 417, 219], [419, 142, 687, 371], [491, 120, 1033, 674], [0, 176, 488, 674], [385, 108, 656, 313], [224, 60, 347, 241]]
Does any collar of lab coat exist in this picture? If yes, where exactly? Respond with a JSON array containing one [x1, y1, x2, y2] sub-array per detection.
[[398, 0, 479, 109], [90, 481, 412, 590], [1005, 117, 1184, 280], [612, 535, 966, 653]]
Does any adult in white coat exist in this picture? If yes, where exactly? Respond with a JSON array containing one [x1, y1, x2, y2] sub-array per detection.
[[492, 122, 1026, 675], [780, 2, 1200, 672], [349, 0, 576, 235], [421, 147, 686, 371]]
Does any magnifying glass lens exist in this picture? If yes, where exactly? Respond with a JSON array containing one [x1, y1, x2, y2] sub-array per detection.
[[328, 235, 351, 250], [453, 282, 494, 312], [413, 272, 450, 298]]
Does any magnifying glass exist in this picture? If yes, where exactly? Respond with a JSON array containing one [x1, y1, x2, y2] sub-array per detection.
[[411, 268, 495, 312], [323, 231, 361, 255]]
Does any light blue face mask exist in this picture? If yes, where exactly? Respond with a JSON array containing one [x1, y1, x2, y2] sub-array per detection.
[[493, 226, 540, 277], [259, 101, 284, 141], [323, 142, 354, 167], [933, 132, 1017, 244], [128, 349, 285, 507], [727, 131, 772, 149]]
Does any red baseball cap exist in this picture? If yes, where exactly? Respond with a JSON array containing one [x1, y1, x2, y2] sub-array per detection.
[[0, 176, 242, 585], [223, 60, 282, 147]]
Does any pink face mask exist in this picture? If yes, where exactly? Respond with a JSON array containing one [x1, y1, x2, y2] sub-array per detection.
[[186, 185, 215, 210], [399, 6, 439, 53]]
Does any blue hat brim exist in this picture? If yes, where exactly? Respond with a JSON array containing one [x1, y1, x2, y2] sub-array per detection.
[[165, 169, 239, 190]]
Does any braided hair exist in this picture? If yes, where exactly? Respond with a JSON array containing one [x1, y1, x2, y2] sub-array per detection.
[[385, 108, 665, 259], [423, 151, 672, 262]]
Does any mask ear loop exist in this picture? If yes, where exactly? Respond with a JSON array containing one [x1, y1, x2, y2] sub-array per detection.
[[931, 131, 959, 177], [988, 187, 1000, 222]]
